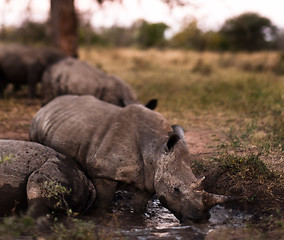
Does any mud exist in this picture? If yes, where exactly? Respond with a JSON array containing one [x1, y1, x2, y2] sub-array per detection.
[[80, 192, 252, 239], [0, 98, 283, 239]]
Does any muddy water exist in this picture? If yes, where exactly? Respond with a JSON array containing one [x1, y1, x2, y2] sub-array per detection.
[[86, 193, 251, 240]]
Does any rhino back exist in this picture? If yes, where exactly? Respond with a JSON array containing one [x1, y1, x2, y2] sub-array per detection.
[[100, 75, 138, 106], [30, 95, 171, 191], [0, 45, 65, 98], [0, 46, 29, 84], [30, 95, 119, 166], [41, 58, 138, 106], [42, 58, 105, 103]]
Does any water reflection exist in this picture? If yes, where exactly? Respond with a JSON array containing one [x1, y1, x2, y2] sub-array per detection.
[[85, 192, 251, 239]]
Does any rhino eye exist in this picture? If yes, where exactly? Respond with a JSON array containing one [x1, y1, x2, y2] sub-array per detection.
[[174, 187, 181, 194]]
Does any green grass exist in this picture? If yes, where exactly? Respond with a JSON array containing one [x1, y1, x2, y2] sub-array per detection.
[[215, 152, 276, 180], [0, 215, 117, 240], [1, 47, 283, 239], [51, 218, 107, 240], [0, 215, 36, 239], [80, 48, 284, 154]]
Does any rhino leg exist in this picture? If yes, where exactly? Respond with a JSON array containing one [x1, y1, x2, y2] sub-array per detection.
[[93, 178, 117, 210], [27, 157, 97, 217], [0, 68, 8, 98], [26, 170, 58, 217], [27, 64, 40, 98], [134, 190, 153, 214], [27, 198, 51, 218]]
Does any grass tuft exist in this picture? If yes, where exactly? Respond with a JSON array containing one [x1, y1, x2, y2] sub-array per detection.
[[52, 219, 97, 240], [215, 152, 276, 180], [0, 215, 36, 239]]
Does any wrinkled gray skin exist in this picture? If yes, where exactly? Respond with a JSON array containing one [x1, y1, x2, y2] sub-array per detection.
[[42, 57, 138, 106], [0, 140, 96, 217], [30, 95, 236, 223], [0, 45, 65, 98]]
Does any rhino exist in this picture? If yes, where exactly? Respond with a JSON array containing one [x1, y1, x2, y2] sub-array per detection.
[[42, 57, 140, 107], [0, 140, 96, 217], [0, 45, 65, 98], [30, 95, 238, 223]]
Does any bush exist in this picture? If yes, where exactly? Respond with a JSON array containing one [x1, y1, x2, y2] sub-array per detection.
[[216, 153, 276, 180], [0, 20, 49, 44]]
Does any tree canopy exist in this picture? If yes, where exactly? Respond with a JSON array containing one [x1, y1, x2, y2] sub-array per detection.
[[135, 20, 168, 48], [170, 20, 205, 50], [220, 12, 277, 51], [0, 5, 282, 52]]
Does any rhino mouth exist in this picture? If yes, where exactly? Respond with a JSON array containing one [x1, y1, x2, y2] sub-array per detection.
[[159, 194, 211, 224], [159, 181, 242, 224], [180, 210, 211, 224]]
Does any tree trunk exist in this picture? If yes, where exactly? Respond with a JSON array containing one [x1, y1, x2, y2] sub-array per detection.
[[50, 0, 78, 57]]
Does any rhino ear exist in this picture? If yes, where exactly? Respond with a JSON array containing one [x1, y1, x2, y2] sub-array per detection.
[[172, 125, 184, 140], [145, 99, 158, 110], [165, 133, 180, 152]]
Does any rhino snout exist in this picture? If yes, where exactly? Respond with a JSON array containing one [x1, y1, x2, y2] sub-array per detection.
[[159, 194, 210, 223], [180, 207, 211, 224]]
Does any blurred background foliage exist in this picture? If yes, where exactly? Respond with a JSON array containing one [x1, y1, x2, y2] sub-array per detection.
[[1, 11, 283, 52]]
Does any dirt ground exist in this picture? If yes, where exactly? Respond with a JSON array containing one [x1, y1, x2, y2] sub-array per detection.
[[1, 97, 283, 237]]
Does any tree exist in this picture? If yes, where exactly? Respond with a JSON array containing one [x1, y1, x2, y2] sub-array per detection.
[[49, 0, 189, 56], [135, 20, 168, 48], [99, 25, 134, 47], [203, 31, 228, 51], [0, 20, 49, 44], [220, 12, 277, 51], [170, 20, 205, 50], [275, 29, 284, 51], [50, 0, 78, 57], [78, 21, 108, 46]]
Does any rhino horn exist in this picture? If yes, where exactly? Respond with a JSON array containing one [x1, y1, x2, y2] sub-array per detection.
[[202, 191, 243, 209], [190, 176, 205, 190]]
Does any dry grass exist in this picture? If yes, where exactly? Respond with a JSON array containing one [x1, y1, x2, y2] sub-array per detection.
[[83, 48, 284, 238], [1, 47, 283, 239], [1, 47, 282, 178], [80, 48, 284, 159], [0, 98, 41, 140]]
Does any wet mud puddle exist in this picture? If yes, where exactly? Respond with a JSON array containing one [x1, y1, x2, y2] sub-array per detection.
[[87, 194, 251, 240]]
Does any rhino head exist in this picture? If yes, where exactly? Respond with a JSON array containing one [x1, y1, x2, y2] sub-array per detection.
[[153, 125, 237, 223]]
